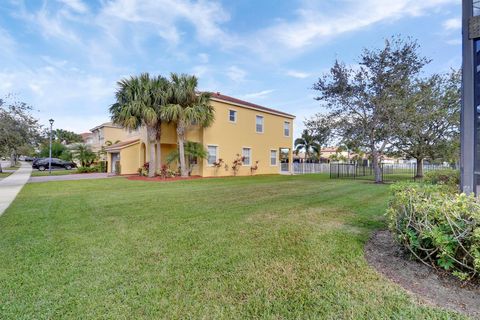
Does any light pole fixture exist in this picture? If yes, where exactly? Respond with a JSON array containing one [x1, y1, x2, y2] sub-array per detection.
[[49, 118, 54, 175]]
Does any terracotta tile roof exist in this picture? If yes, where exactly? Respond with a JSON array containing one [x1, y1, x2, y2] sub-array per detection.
[[104, 139, 140, 151], [209, 92, 295, 119]]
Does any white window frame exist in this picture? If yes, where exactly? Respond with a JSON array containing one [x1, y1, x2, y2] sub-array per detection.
[[228, 109, 237, 123], [242, 147, 251, 166], [284, 121, 290, 137], [256, 115, 264, 133], [270, 149, 278, 166], [207, 145, 218, 166]]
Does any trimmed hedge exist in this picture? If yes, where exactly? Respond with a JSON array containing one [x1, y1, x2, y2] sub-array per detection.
[[387, 183, 480, 280], [423, 169, 459, 193]]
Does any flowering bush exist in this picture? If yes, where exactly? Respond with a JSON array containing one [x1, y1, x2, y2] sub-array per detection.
[[158, 164, 178, 179], [250, 161, 259, 175], [387, 182, 480, 281], [231, 154, 244, 176]]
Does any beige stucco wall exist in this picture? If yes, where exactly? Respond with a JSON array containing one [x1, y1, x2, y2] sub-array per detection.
[[201, 100, 293, 177], [104, 99, 294, 177]]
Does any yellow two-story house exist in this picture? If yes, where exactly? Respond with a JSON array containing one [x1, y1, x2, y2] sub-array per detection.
[[101, 92, 295, 177]]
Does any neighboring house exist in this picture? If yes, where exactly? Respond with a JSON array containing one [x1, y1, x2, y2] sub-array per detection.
[[103, 92, 295, 176], [80, 132, 93, 146]]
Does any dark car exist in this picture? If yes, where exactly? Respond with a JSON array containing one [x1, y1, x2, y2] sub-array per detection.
[[24, 156, 34, 162], [32, 158, 77, 171]]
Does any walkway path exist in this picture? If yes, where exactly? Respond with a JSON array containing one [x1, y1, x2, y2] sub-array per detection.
[[0, 162, 32, 216], [29, 172, 110, 183]]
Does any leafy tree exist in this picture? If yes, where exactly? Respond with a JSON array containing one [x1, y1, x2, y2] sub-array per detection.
[[304, 114, 332, 159], [53, 129, 83, 144], [72, 144, 97, 167], [313, 37, 429, 183], [39, 142, 72, 161], [0, 96, 41, 167], [166, 141, 208, 175], [294, 130, 320, 163], [392, 70, 460, 177], [110, 73, 169, 177], [161, 73, 214, 177]]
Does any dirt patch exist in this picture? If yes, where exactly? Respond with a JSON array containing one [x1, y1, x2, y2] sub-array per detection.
[[365, 230, 480, 318]]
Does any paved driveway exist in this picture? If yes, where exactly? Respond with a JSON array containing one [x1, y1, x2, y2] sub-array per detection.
[[28, 173, 111, 183]]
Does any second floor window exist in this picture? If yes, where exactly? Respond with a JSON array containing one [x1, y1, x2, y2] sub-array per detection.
[[256, 115, 264, 133], [229, 110, 237, 122], [284, 121, 290, 137]]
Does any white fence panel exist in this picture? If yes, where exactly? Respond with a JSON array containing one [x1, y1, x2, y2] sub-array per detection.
[[293, 163, 330, 175]]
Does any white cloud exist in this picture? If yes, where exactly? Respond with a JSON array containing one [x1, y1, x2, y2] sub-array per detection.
[[226, 66, 246, 82], [251, 0, 457, 56], [446, 38, 461, 45], [443, 17, 461, 31], [198, 53, 209, 63], [242, 89, 275, 99], [57, 0, 88, 14], [99, 0, 230, 45], [286, 70, 310, 79]]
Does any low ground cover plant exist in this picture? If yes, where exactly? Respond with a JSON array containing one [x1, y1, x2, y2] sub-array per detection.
[[387, 182, 480, 280]]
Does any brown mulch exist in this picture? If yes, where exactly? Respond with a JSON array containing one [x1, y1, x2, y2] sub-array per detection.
[[365, 230, 480, 318], [126, 175, 202, 182]]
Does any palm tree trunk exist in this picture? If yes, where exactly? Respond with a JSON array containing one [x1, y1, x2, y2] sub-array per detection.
[[156, 142, 161, 171], [10, 150, 16, 167], [147, 127, 156, 177], [177, 122, 188, 177]]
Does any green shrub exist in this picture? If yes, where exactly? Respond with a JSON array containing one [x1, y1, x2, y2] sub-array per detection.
[[387, 183, 480, 281], [423, 169, 459, 193], [77, 166, 98, 173]]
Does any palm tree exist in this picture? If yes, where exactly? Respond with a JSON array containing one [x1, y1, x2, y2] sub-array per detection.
[[161, 73, 214, 177], [166, 141, 208, 175], [109, 73, 169, 177], [294, 129, 320, 163], [73, 144, 97, 167]]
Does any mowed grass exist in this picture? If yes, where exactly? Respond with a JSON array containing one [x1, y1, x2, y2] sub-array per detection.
[[0, 174, 464, 319], [30, 169, 79, 176]]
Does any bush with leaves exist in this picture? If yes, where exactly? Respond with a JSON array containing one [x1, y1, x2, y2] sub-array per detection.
[[423, 169, 459, 193], [76, 166, 99, 173], [387, 182, 480, 281]]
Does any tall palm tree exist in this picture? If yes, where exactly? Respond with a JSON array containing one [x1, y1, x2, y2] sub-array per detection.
[[109, 73, 168, 177], [294, 129, 320, 163], [161, 73, 214, 177]]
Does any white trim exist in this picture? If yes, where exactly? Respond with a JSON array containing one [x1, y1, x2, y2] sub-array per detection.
[[283, 121, 291, 137], [242, 147, 252, 166], [228, 109, 238, 123], [255, 115, 264, 134], [270, 149, 278, 166], [211, 97, 295, 119], [206, 144, 219, 167]]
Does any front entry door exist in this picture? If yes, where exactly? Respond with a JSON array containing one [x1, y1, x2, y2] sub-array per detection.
[[111, 153, 120, 173]]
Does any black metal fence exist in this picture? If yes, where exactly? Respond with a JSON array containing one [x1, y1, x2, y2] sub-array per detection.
[[330, 163, 456, 182]]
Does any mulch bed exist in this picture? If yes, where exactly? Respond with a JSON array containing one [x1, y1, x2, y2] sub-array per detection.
[[126, 175, 203, 182], [365, 230, 480, 318]]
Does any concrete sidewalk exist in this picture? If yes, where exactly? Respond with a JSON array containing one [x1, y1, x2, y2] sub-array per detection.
[[0, 162, 32, 216]]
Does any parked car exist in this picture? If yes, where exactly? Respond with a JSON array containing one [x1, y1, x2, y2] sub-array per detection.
[[32, 158, 77, 171], [24, 156, 34, 162], [32, 158, 44, 166]]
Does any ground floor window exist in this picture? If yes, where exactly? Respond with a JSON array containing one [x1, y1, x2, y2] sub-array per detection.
[[242, 148, 251, 165], [207, 145, 218, 165], [270, 150, 277, 166]]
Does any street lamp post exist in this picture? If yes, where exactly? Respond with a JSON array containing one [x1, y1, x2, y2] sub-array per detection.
[[48, 118, 54, 175]]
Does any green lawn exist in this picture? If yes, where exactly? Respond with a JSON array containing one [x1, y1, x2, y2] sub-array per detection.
[[0, 174, 464, 319], [30, 169, 79, 176], [0, 171, 12, 180]]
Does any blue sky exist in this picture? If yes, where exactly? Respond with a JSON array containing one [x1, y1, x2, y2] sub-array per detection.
[[0, 0, 461, 137]]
